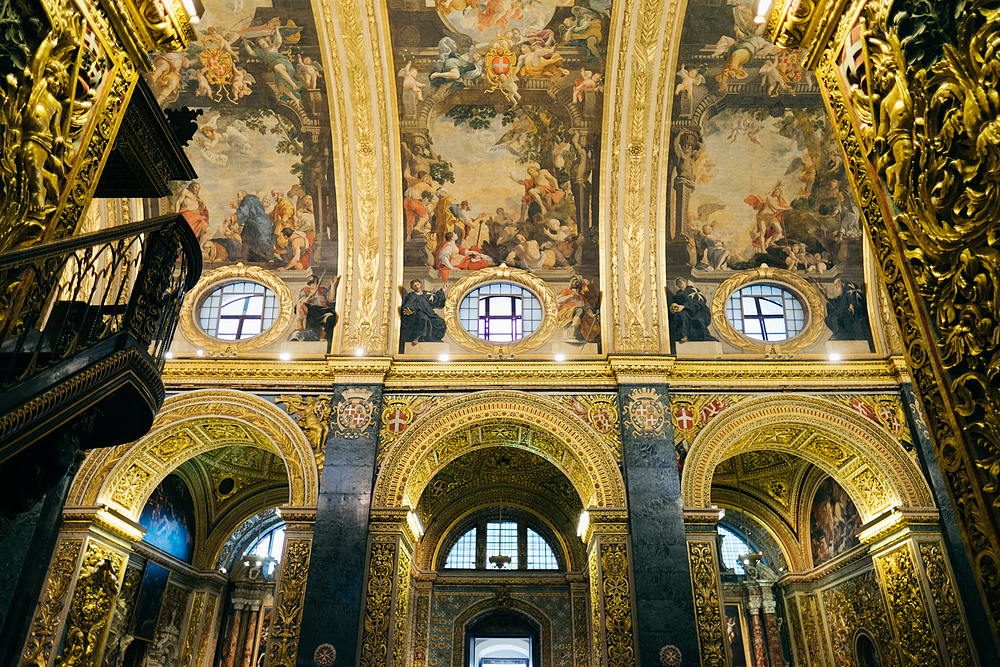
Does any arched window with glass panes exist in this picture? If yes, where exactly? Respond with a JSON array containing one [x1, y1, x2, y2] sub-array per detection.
[[438, 508, 563, 571], [717, 524, 764, 575]]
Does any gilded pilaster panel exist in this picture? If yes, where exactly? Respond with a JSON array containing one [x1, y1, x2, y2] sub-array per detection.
[[598, 537, 635, 667], [53, 541, 127, 667], [797, 593, 828, 667], [101, 564, 143, 667], [820, 569, 900, 667], [22, 537, 83, 667], [589, 545, 603, 667], [918, 541, 974, 666], [782, 594, 807, 667], [391, 547, 411, 667], [197, 594, 219, 667], [798, 0, 1000, 643], [571, 587, 590, 667], [180, 592, 207, 667], [265, 538, 312, 667], [872, 544, 941, 667], [410, 588, 430, 667], [685, 539, 725, 667], [359, 538, 398, 667]]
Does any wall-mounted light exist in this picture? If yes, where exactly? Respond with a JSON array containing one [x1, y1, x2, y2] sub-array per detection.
[[577, 511, 590, 538], [180, 0, 205, 23], [753, 0, 773, 23]]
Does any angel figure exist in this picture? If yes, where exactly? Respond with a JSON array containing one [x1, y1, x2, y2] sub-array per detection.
[[498, 72, 521, 106], [276, 395, 332, 466], [674, 63, 704, 99], [572, 68, 602, 103], [231, 67, 255, 100], [759, 54, 794, 97], [726, 117, 764, 147], [296, 54, 323, 90], [397, 60, 426, 101]]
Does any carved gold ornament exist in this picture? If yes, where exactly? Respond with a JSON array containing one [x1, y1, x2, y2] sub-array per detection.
[[442, 265, 558, 355], [179, 264, 294, 353], [277, 395, 333, 468], [710, 267, 826, 354]]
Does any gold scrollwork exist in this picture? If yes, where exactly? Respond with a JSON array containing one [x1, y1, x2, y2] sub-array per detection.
[[918, 541, 974, 666], [686, 540, 725, 667], [22, 538, 83, 667], [359, 540, 397, 667], [710, 267, 827, 354], [54, 542, 124, 667], [873, 545, 940, 666], [391, 547, 411, 667], [600, 540, 635, 667], [267, 538, 312, 667], [442, 265, 559, 355], [180, 591, 205, 667], [178, 264, 295, 353]]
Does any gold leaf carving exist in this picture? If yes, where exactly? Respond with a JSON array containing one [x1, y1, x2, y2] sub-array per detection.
[[687, 540, 725, 666], [267, 538, 312, 667], [22, 538, 82, 667]]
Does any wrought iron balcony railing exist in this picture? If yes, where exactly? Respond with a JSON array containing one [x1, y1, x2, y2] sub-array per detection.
[[0, 214, 201, 458]]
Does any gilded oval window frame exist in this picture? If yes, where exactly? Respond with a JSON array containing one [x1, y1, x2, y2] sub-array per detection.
[[710, 267, 825, 353], [442, 265, 558, 354], [179, 264, 295, 352]]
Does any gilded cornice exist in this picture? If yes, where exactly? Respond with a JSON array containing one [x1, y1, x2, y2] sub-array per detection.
[[163, 356, 911, 391]]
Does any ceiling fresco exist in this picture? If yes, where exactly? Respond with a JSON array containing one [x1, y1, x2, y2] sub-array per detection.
[[146, 0, 340, 346], [389, 0, 609, 354], [665, 0, 874, 355]]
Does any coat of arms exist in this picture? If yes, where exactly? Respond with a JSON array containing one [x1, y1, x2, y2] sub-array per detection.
[[336, 388, 374, 437], [628, 388, 665, 434], [483, 40, 520, 105], [586, 399, 618, 434]]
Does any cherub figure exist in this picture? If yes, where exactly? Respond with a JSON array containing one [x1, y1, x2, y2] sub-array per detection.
[[572, 68, 602, 103], [674, 63, 704, 98], [296, 55, 322, 89], [276, 395, 332, 465], [397, 60, 425, 101], [498, 72, 521, 106]]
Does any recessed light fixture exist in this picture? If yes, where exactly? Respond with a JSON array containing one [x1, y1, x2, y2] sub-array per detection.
[[355, 347, 365, 357], [165, 351, 173, 359], [829, 353, 841, 362], [280, 352, 291, 361], [438, 353, 450, 362], [196, 348, 204, 357], [554, 353, 566, 362]]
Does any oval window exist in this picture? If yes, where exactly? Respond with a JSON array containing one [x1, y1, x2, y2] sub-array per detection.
[[725, 283, 805, 342], [198, 281, 280, 341], [458, 282, 542, 343]]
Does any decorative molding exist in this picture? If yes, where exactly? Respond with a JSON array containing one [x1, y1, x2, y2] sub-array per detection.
[[872, 544, 941, 666], [918, 540, 974, 666], [162, 357, 913, 392], [709, 267, 827, 354], [178, 264, 295, 353], [442, 265, 559, 355], [359, 540, 397, 667], [22, 538, 83, 667]]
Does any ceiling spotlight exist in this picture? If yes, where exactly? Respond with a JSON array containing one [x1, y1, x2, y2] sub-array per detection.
[[196, 348, 204, 357], [829, 353, 841, 362], [554, 353, 565, 362], [165, 351, 173, 359], [280, 352, 291, 361], [354, 347, 365, 357], [438, 353, 450, 362]]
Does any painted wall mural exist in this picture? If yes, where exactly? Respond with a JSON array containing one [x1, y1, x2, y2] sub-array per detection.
[[139, 473, 196, 563], [389, 0, 608, 355], [809, 476, 862, 566], [665, 1, 873, 354], [147, 0, 339, 348]]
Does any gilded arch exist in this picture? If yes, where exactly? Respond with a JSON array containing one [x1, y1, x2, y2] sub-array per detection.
[[374, 392, 626, 510], [453, 599, 553, 667], [682, 395, 933, 522], [68, 390, 319, 518]]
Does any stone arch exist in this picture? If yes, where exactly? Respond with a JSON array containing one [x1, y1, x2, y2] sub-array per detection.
[[681, 395, 933, 522], [453, 599, 553, 667], [374, 391, 626, 510], [68, 389, 318, 519]]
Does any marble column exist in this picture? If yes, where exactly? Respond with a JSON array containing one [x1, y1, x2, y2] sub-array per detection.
[[761, 591, 783, 667], [222, 606, 244, 667], [617, 383, 699, 666], [296, 384, 383, 667], [746, 595, 767, 667]]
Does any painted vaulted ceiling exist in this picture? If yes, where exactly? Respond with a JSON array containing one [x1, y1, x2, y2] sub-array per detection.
[[147, 0, 895, 361]]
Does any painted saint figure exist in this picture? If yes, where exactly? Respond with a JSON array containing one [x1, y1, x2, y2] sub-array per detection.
[[235, 190, 274, 262], [399, 279, 447, 350], [668, 277, 716, 348]]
